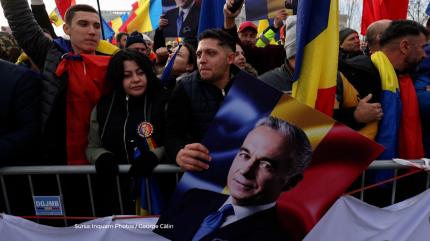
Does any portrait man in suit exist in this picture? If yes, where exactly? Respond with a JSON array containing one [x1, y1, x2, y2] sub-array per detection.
[[154, 116, 313, 241], [162, 0, 200, 38]]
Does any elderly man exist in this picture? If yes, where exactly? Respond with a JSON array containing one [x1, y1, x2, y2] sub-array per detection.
[[155, 116, 312, 241], [365, 19, 392, 55]]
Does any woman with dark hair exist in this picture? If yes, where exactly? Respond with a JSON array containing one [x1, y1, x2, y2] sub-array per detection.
[[86, 49, 172, 215], [161, 42, 197, 90]]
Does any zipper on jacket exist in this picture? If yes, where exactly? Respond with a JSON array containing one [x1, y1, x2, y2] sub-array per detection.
[[123, 95, 131, 163]]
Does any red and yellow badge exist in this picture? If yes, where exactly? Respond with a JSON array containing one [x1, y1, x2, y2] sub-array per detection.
[[137, 121, 154, 138]]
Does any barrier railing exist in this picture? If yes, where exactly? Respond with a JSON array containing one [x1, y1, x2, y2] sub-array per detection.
[[0, 161, 429, 226]]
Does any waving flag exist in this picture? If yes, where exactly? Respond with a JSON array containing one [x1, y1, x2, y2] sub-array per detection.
[[120, 0, 162, 33], [361, 0, 408, 35], [55, 0, 76, 19], [101, 17, 115, 41], [198, 0, 224, 35], [292, 0, 338, 116], [49, 8, 63, 27], [110, 13, 130, 34]]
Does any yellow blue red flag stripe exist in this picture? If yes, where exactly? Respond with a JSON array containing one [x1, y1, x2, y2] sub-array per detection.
[[292, 0, 338, 115]]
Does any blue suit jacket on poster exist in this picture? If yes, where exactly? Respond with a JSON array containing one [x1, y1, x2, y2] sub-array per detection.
[[154, 188, 290, 241], [163, 3, 200, 38]]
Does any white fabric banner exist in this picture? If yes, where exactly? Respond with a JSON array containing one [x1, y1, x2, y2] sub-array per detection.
[[304, 188, 430, 241], [0, 215, 169, 241]]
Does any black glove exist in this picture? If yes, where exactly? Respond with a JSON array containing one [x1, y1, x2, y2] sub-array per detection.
[[95, 153, 119, 176], [129, 150, 159, 177]]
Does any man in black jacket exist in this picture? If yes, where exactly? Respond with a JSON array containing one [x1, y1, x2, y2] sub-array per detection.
[[0, 60, 40, 165], [165, 28, 237, 171]]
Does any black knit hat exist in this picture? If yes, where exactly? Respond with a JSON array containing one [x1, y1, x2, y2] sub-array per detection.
[[339, 27, 358, 45], [125, 31, 148, 48]]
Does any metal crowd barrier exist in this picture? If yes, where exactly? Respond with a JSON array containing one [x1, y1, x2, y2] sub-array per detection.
[[0, 161, 429, 226]]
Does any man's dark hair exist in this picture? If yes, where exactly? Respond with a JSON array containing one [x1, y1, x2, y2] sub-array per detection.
[[380, 20, 428, 48], [64, 4, 98, 25], [255, 116, 312, 180], [116, 32, 129, 44], [198, 29, 236, 52]]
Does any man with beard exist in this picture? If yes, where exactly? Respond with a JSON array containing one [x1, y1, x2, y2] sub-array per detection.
[[165, 29, 237, 171], [340, 20, 428, 207], [340, 20, 427, 117]]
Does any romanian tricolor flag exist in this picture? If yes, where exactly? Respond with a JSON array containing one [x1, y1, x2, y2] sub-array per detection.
[[49, 8, 64, 27], [119, 0, 162, 33], [133, 139, 164, 215], [55, 0, 76, 19], [109, 13, 129, 34], [292, 0, 338, 116], [371, 51, 401, 159]]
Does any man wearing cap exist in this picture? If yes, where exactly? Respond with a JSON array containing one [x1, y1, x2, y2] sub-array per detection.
[[155, 116, 312, 241], [237, 21, 258, 46], [126, 31, 149, 55], [339, 27, 363, 61], [223, 0, 286, 75]]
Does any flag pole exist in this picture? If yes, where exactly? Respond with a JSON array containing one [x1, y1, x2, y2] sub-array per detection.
[[96, 0, 105, 39]]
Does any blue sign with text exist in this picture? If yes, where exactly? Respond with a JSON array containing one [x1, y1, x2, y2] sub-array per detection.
[[33, 196, 64, 216]]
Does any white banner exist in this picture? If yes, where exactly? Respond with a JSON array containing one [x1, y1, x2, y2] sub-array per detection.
[[304, 189, 430, 241], [0, 215, 169, 241]]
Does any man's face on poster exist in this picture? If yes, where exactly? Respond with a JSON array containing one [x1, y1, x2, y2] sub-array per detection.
[[227, 125, 291, 206], [175, 0, 193, 8]]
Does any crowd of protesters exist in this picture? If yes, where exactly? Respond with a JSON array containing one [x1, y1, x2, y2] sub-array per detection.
[[0, 0, 429, 219]]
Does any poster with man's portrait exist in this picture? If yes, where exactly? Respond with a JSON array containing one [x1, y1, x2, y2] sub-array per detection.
[[154, 70, 383, 240], [161, 0, 201, 38]]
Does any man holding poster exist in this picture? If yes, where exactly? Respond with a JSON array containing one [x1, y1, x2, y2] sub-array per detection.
[[155, 116, 312, 241]]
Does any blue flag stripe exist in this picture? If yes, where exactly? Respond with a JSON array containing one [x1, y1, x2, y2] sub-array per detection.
[[294, 0, 331, 80]]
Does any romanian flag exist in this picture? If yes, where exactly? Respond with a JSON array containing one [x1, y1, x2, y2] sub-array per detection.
[[371, 52, 424, 159], [371, 52, 401, 159], [361, 0, 408, 35], [133, 137, 164, 215], [119, 0, 162, 33], [49, 8, 63, 27], [55, 0, 76, 19], [292, 0, 338, 116], [109, 13, 130, 34]]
